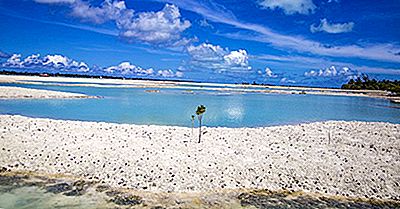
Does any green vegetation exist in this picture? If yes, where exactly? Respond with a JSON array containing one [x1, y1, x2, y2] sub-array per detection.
[[341, 75, 400, 95], [195, 105, 206, 143]]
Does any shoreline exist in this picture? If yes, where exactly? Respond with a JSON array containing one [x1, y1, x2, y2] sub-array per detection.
[[1, 74, 399, 103], [1, 115, 399, 201], [1, 170, 399, 208], [0, 86, 98, 99]]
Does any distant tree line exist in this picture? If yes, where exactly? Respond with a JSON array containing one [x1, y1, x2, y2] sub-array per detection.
[[341, 74, 400, 95]]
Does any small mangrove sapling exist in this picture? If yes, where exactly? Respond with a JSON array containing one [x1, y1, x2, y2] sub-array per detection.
[[196, 105, 206, 143]]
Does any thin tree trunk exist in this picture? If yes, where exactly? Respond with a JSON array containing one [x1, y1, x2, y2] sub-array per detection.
[[328, 126, 331, 145], [198, 119, 202, 143], [191, 121, 194, 138]]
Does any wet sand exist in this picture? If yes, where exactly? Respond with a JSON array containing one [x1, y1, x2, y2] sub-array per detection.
[[1, 115, 399, 202], [1, 171, 399, 209]]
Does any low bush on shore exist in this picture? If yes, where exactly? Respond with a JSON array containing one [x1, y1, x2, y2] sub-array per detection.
[[341, 74, 400, 95]]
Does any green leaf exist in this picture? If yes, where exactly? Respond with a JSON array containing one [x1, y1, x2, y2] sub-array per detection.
[[196, 105, 206, 115]]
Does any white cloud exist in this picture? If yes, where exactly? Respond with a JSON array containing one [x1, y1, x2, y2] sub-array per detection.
[[304, 66, 359, 79], [258, 0, 316, 15], [264, 68, 273, 76], [45, 1, 191, 46], [253, 53, 400, 75], [34, 0, 75, 4], [4, 54, 22, 67], [1, 52, 183, 78], [280, 77, 296, 83], [104, 62, 154, 76], [186, 43, 226, 62], [2, 53, 90, 72], [71, 0, 126, 24], [257, 67, 278, 78], [226, 33, 400, 63], [175, 71, 184, 77], [186, 43, 251, 72], [223, 50, 249, 69], [310, 18, 354, 34], [157, 69, 183, 77], [160, 0, 400, 63], [103, 61, 183, 78], [42, 54, 69, 68], [198, 19, 213, 28], [116, 4, 191, 46], [34, 1, 191, 46], [265, 67, 276, 77]]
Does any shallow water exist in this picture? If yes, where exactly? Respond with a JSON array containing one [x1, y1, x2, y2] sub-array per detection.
[[0, 172, 398, 209], [0, 83, 399, 127], [0, 186, 112, 209]]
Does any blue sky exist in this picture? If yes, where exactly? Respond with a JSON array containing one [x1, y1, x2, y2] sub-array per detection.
[[0, 0, 399, 86]]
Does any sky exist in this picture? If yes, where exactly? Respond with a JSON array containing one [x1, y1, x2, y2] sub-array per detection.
[[0, 0, 399, 87]]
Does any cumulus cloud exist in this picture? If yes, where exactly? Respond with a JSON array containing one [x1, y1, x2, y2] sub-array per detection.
[[257, 67, 278, 78], [116, 4, 191, 46], [265, 67, 274, 77], [186, 43, 251, 72], [4, 54, 22, 67], [71, 0, 126, 24], [264, 67, 277, 77], [129, 0, 400, 63], [35, 0, 191, 46], [304, 66, 359, 80], [310, 18, 354, 34], [103, 62, 183, 78], [223, 50, 249, 68], [2, 53, 89, 72], [186, 43, 225, 62], [258, 0, 316, 15], [157, 69, 183, 77], [1, 53, 183, 78], [104, 61, 153, 76]]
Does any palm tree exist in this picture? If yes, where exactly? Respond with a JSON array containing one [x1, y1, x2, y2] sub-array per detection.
[[191, 115, 195, 138], [196, 105, 206, 143]]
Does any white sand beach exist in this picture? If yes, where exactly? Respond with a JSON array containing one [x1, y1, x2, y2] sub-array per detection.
[[1, 115, 399, 201], [1, 75, 396, 101], [0, 86, 95, 99]]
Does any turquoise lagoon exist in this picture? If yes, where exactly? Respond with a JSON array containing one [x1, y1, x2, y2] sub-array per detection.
[[0, 83, 399, 127]]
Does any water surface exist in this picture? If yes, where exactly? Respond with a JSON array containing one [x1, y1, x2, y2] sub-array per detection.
[[1, 83, 399, 127]]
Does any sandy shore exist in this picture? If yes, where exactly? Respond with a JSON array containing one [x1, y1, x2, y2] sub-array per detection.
[[0, 86, 96, 99], [0, 115, 399, 201], [1, 75, 398, 102]]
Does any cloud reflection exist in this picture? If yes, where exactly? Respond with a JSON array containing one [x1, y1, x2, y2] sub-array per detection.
[[224, 96, 245, 121]]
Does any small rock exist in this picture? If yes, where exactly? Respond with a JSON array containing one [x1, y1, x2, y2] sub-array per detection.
[[110, 194, 143, 206], [45, 183, 72, 194]]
